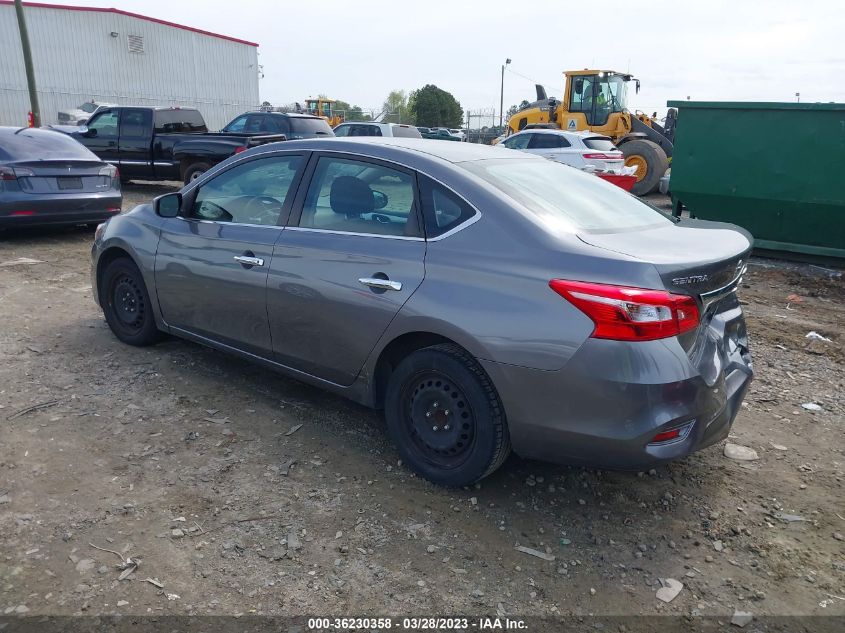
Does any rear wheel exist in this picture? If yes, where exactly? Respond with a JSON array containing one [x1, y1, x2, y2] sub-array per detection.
[[183, 161, 211, 185], [100, 258, 163, 346], [385, 344, 510, 486], [621, 139, 668, 196]]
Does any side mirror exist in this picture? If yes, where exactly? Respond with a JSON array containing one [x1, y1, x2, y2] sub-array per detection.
[[372, 190, 388, 210], [154, 192, 182, 218], [84, 127, 97, 138]]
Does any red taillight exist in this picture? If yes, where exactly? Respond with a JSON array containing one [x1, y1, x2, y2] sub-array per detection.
[[0, 166, 17, 181], [549, 279, 700, 341], [651, 428, 681, 443], [582, 152, 623, 160], [11, 210, 36, 216], [648, 421, 694, 445], [27, 111, 35, 128], [234, 146, 247, 154]]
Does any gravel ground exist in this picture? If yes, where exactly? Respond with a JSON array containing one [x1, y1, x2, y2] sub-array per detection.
[[0, 184, 843, 624]]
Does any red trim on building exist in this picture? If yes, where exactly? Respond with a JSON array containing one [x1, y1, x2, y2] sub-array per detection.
[[0, 0, 259, 47]]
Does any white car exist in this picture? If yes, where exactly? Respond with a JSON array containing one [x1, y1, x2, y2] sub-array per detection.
[[333, 122, 422, 138], [56, 101, 116, 126], [448, 128, 466, 141], [499, 129, 626, 173]]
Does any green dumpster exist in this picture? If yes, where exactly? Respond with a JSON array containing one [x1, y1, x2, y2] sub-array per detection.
[[667, 100, 845, 259]]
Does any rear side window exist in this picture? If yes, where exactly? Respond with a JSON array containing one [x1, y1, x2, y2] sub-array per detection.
[[333, 124, 351, 137], [583, 137, 617, 151], [154, 109, 207, 133], [287, 117, 334, 138], [0, 128, 96, 161], [119, 109, 152, 138], [418, 176, 476, 238], [528, 134, 570, 149]]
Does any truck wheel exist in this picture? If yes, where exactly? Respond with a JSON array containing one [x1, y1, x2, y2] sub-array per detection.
[[183, 162, 211, 185], [384, 343, 511, 487], [621, 140, 668, 196], [100, 257, 164, 346]]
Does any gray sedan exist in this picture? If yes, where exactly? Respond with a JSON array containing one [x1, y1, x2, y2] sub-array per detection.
[[1, 126, 122, 228], [91, 138, 753, 486]]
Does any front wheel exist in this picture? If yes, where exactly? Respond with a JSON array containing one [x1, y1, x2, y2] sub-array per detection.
[[100, 258, 163, 346], [385, 344, 510, 486]]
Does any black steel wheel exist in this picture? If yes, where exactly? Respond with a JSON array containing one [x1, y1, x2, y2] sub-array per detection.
[[101, 258, 163, 346], [385, 344, 510, 486]]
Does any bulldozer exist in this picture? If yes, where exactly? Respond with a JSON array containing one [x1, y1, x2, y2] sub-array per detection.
[[506, 69, 676, 195], [303, 98, 345, 127]]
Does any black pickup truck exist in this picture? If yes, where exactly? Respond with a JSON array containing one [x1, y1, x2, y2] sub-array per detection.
[[53, 106, 290, 184]]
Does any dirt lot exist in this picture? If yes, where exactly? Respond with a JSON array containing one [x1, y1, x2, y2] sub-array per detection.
[[1, 184, 843, 624]]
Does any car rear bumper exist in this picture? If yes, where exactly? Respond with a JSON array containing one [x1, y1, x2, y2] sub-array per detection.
[[481, 318, 753, 470], [0, 193, 122, 228]]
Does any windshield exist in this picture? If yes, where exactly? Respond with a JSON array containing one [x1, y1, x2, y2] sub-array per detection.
[[79, 102, 97, 113], [600, 75, 628, 112], [462, 159, 670, 233]]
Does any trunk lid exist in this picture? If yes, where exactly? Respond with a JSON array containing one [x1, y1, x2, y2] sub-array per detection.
[[577, 218, 752, 296], [12, 160, 111, 195], [578, 219, 753, 378]]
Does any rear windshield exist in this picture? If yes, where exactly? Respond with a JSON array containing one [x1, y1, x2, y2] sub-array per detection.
[[391, 125, 422, 138], [288, 117, 334, 138], [462, 158, 670, 233], [0, 128, 96, 161], [154, 109, 207, 134], [583, 137, 617, 151]]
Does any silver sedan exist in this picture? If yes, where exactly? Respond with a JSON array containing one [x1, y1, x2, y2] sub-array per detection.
[[91, 138, 753, 486]]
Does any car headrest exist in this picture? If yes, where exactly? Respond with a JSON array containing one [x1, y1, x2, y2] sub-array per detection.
[[330, 176, 374, 217]]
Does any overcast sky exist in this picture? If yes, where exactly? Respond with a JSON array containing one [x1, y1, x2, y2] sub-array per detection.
[[45, 0, 845, 121]]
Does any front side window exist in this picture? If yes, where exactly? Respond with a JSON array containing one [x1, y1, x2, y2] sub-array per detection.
[[503, 134, 530, 150], [87, 111, 119, 138], [462, 158, 671, 233], [189, 155, 303, 226], [333, 124, 351, 137], [80, 102, 98, 114], [299, 157, 419, 237]]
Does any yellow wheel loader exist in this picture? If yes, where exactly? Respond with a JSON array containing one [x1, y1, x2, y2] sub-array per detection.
[[304, 98, 345, 128], [507, 70, 676, 195]]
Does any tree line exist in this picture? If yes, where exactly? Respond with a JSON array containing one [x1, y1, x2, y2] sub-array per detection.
[[265, 85, 465, 128]]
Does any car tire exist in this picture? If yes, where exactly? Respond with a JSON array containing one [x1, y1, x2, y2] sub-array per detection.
[[100, 257, 164, 346], [385, 343, 511, 486], [621, 139, 668, 196], [183, 162, 211, 185]]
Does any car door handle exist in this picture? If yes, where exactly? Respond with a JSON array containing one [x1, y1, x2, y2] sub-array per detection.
[[234, 255, 264, 267], [358, 277, 402, 291]]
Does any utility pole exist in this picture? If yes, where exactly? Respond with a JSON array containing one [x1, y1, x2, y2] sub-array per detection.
[[499, 58, 511, 128], [14, 0, 40, 126]]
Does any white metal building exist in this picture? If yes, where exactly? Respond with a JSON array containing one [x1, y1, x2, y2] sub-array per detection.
[[0, 1, 260, 129]]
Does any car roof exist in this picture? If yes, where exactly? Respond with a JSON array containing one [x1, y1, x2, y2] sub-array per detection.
[[513, 128, 610, 140], [249, 112, 324, 119], [256, 137, 535, 164]]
